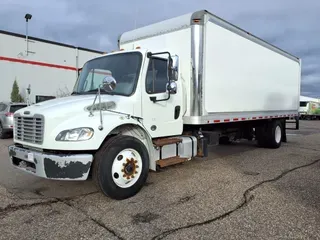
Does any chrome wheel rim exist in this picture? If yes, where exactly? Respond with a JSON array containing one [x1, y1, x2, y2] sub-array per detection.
[[111, 148, 142, 188]]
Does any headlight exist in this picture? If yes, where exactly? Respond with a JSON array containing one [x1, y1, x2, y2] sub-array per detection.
[[55, 127, 94, 141]]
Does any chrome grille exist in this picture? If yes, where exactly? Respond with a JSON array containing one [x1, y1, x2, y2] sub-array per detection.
[[14, 114, 44, 144]]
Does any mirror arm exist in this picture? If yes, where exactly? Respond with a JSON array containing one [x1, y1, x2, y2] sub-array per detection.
[[149, 80, 177, 103], [147, 51, 172, 60], [150, 91, 171, 103], [98, 87, 103, 130], [88, 85, 104, 131]]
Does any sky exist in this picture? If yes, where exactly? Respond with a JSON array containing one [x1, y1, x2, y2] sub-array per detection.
[[0, 0, 319, 98]]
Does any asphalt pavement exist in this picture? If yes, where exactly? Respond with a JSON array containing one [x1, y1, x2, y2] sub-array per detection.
[[0, 120, 319, 240]]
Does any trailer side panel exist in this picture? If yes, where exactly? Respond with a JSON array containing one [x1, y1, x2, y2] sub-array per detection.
[[202, 19, 301, 114]]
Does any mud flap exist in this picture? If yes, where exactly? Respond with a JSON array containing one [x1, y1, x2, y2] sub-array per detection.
[[282, 119, 287, 143]]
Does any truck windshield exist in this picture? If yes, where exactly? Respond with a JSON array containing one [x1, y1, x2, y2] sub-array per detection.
[[73, 52, 142, 96]]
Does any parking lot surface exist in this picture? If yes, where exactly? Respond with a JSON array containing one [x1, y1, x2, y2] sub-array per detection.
[[0, 121, 320, 240]]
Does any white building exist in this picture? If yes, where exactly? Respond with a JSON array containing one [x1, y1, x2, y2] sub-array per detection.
[[0, 30, 104, 103]]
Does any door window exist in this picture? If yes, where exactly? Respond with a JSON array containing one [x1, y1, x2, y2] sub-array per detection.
[[146, 58, 168, 94]]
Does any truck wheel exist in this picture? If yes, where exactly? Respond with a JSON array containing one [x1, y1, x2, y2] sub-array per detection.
[[269, 121, 283, 148], [266, 120, 282, 149], [92, 135, 149, 200], [256, 120, 282, 148]]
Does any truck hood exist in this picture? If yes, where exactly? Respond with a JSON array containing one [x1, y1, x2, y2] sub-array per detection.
[[15, 95, 137, 118], [13, 94, 145, 151]]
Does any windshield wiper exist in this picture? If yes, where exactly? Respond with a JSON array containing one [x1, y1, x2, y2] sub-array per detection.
[[84, 89, 99, 93], [85, 89, 115, 95], [73, 89, 114, 95]]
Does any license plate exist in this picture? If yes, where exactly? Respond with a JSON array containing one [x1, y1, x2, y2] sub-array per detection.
[[27, 152, 34, 161]]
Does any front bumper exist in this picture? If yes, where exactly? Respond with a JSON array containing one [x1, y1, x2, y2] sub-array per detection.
[[8, 145, 93, 180]]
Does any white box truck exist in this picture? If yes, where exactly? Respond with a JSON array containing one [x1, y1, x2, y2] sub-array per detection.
[[8, 10, 301, 200], [299, 96, 320, 120]]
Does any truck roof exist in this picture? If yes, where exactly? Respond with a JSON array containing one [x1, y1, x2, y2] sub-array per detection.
[[300, 95, 320, 103], [118, 9, 300, 62]]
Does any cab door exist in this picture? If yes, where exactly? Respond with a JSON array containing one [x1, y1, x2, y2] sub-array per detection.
[[141, 56, 183, 138]]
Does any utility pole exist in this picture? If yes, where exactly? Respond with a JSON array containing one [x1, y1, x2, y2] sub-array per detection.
[[25, 13, 32, 56]]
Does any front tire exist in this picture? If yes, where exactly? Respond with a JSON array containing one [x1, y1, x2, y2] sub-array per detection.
[[92, 135, 149, 200]]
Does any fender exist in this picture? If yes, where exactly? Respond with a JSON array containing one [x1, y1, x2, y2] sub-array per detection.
[[106, 123, 157, 171]]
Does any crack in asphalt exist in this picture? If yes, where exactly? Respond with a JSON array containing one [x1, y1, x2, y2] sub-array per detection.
[[0, 190, 125, 239], [32, 190, 124, 239], [151, 158, 320, 240], [60, 199, 125, 240], [0, 191, 98, 216], [0, 199, 60, 218]]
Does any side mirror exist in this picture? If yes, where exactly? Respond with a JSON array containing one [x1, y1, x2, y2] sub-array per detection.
[[168, 55, 179, 81], [102, 75, 117, 92], [167, 81, 177, 94]]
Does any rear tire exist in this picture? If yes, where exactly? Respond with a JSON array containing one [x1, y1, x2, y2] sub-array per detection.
[[266, 120, 282, 148], [92, 135, 149, 200], [256, 120, 283, 149]]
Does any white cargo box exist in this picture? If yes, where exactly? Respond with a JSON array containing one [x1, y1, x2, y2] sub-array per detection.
[[119, 10, 301, 125]]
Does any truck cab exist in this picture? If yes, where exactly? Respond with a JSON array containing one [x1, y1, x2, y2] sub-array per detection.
[[8, 48, 188, 200]]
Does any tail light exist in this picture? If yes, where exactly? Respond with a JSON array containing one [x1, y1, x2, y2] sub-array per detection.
[[5, 112, 13, 117]]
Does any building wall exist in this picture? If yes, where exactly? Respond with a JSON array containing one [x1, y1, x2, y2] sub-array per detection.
[[0, 31, 103, 103]]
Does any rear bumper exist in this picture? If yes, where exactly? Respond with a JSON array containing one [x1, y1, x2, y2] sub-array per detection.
[[8, 145, 93, 180]]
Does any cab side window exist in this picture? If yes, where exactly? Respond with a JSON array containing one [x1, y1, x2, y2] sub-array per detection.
[[146, 58, 168, 94]]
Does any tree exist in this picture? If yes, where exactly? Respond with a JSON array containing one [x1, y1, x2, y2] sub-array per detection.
[[10, 78, 25, 102], [11, 78, 20, 102]]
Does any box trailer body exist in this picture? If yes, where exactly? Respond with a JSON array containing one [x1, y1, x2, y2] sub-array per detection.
[[8, 10, 301, 200], [119, 10, 301, 125]]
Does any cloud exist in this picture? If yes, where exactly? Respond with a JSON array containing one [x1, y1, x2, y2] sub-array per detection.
[[0, 0, 319, 98]]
